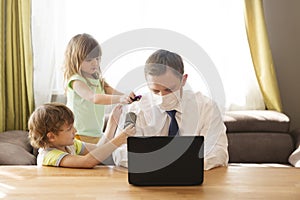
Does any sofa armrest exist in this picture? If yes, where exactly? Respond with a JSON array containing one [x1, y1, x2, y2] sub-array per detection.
[[290, 129, 300, 149], [289, 129, 300, 167]]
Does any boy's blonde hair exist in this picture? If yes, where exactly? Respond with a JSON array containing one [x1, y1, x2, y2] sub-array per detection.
[[63, 33, 104, 87], [28, 103, 74, 148]]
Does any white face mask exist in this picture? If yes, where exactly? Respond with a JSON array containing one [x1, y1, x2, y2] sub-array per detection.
[[152, 90, 181, 111]]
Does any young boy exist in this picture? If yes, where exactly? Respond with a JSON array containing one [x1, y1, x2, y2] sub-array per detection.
[[28, 102, 135, 168]]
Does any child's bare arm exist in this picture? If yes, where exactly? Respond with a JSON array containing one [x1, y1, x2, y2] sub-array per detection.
[[59, 125, 135, 168], [104, 81, 136, 103], [97, 105, 123, 146], [72, 80, 131, 104], [103, 81, 123, 95]]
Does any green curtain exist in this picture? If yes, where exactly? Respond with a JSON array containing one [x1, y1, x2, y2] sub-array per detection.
[[0, 0, 34, 132], [244, 0, 283, 112]]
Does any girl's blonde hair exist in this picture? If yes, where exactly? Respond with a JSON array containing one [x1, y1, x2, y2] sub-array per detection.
[[28, 103, 74, 148], [63, 33, 104, 88]]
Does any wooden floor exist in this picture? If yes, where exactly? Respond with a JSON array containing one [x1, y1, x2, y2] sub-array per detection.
[[0, 165, 299, 199]]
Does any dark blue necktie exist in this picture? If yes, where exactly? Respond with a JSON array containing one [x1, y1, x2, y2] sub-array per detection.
[[166, 110, 179, 136]]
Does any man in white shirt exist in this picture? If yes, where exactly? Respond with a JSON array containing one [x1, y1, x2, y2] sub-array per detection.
[[113, 49, 228, 170]]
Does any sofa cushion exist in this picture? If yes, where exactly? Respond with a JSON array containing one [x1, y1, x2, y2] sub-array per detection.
[[0, 130, 33, 152], [0, 142, 36, 165], [224, 110, 290, 133], [227, 132, 294, 164], [0, 130, 37, 165]]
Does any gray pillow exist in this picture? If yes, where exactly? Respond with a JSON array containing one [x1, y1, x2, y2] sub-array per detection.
[[0, 130, 33, 152], [0, 142, 36, 165], [0, 130, 37, 165]]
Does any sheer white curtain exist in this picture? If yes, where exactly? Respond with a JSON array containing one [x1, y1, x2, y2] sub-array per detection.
[[31, 0, 265, 111], [31, 0, 66, 107]]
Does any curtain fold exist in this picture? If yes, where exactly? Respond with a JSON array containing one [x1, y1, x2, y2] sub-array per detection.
[[0, 0, 34, 132], [244, 0, 282, 112], [0, 0, 5, 131]]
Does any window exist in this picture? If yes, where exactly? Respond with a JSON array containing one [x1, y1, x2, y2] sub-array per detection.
[[32, 0, 265, 111]]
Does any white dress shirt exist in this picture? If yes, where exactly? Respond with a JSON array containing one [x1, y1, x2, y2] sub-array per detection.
[[113, 90, 229, 170]]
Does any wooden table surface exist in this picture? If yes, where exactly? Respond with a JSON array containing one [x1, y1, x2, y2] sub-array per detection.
[[0, 165, 299, 199]]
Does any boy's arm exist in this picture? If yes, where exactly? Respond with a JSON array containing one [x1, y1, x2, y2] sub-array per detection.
[[96, 104, 122, 146], [112, 109, 143, 168], [59, 125, 135, 168]]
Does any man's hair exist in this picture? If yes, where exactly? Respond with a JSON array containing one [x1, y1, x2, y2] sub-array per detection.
[[28, 103, 74, 148], [145, 49, 184, 78]]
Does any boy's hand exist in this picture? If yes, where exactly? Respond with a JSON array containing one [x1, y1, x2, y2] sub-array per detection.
[[110, 104, 123, 125], [123, 124, 136, 137], [117, 124, 136, 145]]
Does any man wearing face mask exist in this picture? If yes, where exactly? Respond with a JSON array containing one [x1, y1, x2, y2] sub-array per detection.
[[113, 49, 228, 170]]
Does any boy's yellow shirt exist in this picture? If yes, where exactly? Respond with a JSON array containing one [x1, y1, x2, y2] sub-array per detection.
[[38, 139, 85, 167]]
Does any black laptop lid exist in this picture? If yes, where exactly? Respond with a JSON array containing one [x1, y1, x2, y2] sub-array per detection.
[[127, 136, 204, 186]]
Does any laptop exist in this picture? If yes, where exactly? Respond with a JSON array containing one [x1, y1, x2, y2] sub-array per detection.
[[127, 136, 204, 186]]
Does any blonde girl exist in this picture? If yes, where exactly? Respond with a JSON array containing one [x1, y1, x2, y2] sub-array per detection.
[[64, 33, 135, 143]]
